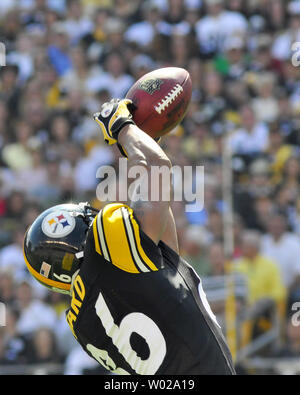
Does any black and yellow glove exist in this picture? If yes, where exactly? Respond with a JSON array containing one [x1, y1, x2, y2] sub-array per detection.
[[93, 98, 135, 146]]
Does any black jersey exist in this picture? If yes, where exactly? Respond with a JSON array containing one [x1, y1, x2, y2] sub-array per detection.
[[66, 203, 235, 375]]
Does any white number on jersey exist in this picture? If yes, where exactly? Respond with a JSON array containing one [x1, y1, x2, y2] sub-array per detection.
[[87, 292, 167, 375]]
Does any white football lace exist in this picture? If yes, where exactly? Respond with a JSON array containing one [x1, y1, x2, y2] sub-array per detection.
[[154, 84, 184, 115]]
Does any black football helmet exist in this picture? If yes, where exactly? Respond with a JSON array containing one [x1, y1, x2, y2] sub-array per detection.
[[23, 202, 98, 295]]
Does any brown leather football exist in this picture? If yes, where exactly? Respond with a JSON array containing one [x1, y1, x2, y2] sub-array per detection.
[[126, 67, 192, 139]]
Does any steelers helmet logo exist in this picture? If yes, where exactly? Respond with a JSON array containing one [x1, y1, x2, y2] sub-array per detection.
[[42, 210, 76, 238]]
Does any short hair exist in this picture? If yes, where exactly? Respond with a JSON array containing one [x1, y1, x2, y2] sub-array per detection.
[[241, 230, 261, 249]]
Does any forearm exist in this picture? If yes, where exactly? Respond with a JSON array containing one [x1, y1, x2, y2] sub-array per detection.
[[118, 124, 171, 169], [118, 124, 173, 244]]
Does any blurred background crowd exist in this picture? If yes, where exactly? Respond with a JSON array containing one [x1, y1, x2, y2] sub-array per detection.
[[0, 0, 300, 375]]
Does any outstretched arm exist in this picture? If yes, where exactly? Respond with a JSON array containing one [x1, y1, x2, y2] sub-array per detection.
[[94, 98, 178, 248], [118, 124, 173, 245]]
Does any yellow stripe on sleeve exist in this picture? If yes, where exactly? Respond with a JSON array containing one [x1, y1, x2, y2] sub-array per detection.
[[97, 203, 159, 273], [101, 204, 140, 273], [126, 207, 158, 272]]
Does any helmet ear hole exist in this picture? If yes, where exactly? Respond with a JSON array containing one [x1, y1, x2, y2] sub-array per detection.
[[24, 203, 91, 294]]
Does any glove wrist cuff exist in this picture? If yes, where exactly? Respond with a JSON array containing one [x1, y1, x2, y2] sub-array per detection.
[[111, 118, 135, 141]]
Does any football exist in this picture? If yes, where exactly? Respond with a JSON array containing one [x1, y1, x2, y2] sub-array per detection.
[[126, 67, 192, 139]]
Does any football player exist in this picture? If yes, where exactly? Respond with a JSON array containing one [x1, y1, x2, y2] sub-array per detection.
[[23, 99, 235, 375]]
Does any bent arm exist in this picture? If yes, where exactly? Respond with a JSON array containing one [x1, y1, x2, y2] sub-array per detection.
[[118, 124, 174, 245]]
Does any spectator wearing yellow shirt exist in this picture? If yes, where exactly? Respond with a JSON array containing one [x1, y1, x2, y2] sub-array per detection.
[[233, 230, 287, 342], [233, 231, 286, 305], [267, 123, 294, 186]]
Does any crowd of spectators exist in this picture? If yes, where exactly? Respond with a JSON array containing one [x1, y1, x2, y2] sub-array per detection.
[[0, 0, 300, 374]]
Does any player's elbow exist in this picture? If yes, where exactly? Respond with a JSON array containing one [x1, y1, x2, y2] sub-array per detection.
[[148, 151, 172, 169]]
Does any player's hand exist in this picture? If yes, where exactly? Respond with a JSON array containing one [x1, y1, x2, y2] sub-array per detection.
[[93, 99, 135, 145]]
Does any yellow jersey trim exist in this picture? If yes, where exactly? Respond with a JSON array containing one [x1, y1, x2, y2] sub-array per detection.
[[95, 203, 158, 273], [126, 206, 158, 272], [101, 204, 140, 273]]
